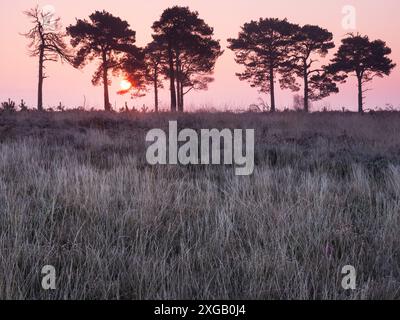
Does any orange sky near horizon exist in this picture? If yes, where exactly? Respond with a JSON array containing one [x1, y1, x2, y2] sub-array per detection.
[[0, 0, 399, 111]]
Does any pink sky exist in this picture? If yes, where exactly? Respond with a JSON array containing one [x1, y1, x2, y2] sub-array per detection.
[[0, 0, 399, 111]]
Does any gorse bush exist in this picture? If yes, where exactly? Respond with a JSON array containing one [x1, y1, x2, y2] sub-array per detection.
[[19, 99, 28, 111], [1, 99, 16, 112]]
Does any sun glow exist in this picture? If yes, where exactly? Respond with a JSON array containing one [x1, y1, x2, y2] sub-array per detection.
[[120, 79, 132, 91]]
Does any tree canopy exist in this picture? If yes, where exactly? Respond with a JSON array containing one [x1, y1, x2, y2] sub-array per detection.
[[20, 5, 396, 113], [22, 6, 72, 110], [228, 18, 298, 112], [152, 6, 222, 112], [285, 24, 338, 112], [67, 10, 141, 111], [328, 33, 396, 113], [141, 40, 167, 112]]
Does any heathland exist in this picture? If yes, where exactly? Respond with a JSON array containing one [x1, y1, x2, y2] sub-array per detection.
[[0, 110, 399, 299]]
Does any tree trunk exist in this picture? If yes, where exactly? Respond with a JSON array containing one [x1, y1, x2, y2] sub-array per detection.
[[176, 68, 180, 112], [176, 80, 181, 112], [178, 75, 184, 111], [303, 61, 309, 113], [357, 76, 363, 113], [154, 69, 159, 113], [181, 88, 184, 111], [181, 91, 185, 112], [37, 47, 44, 111], [177, 80, 184, 112], [102, 51, 111, 111], [176, 53, 184, 112], [168, 45, 177, 112], [269, 67, 275, 112]]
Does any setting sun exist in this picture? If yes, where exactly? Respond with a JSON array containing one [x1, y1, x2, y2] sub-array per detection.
[[120, 79, 132, 91]]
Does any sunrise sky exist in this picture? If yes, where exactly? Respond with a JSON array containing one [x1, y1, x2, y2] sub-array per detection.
[[0, 0, 399, 111]]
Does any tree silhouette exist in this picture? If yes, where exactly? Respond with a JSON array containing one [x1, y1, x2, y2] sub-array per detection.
[[118, 48, 147, 102], [67, 11, 139, 111], [286, 25, 338, 112], [328, 34, 396, 113], [144, 40, 166, 112], [152, 6, 222, 112], [22, 6, 72, 111], [177, 37, 222, 110], [228, 18, 299, 112]]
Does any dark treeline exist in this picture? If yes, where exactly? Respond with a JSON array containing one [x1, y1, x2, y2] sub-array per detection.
[[21, 6, 396, 113]]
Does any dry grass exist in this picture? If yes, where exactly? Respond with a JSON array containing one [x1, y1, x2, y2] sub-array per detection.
[[0, 110, 399, 300]]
